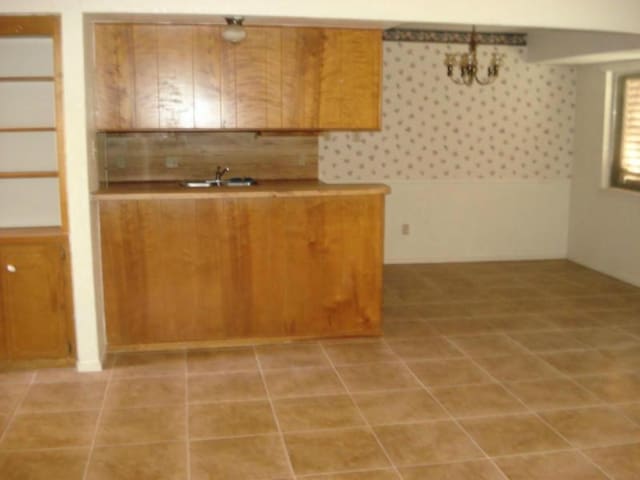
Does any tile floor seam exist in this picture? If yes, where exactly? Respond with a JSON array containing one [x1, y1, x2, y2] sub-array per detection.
[[505, 337, 640, 428], [317, 342, 404, 479], [183, 350, 191, 480], [460, 333, 620, 480], [80, 360, 114, 480], [294, 465, 399, 479], [436, 335, 595, 478], [0, 446, 93, 457], [253, 345, 298, 480], [379, 337, 511, 480], [0, 366, 36, 447]]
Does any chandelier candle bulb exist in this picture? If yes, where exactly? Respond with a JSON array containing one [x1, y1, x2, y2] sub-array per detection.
[[444, 26, 503, 86]]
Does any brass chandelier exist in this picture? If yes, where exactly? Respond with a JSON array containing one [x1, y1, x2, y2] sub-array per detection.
[[444, 26, 504, 86]]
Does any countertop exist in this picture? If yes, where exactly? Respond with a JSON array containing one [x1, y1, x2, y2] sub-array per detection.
[[92, 180, 391, 200]]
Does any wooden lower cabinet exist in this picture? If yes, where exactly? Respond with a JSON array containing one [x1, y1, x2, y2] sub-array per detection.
[[99, 195, 385, 348], [0, 239, 73, 361]]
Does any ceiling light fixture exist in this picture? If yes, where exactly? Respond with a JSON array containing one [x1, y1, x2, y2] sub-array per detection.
[[444, 26, 504, 86], [222, 16, 246, 43]]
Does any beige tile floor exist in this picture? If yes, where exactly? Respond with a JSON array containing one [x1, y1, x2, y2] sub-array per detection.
[[0, 260, 639, 479]]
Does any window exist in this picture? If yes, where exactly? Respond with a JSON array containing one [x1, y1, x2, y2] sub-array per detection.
[[611, 73, 640, 190]]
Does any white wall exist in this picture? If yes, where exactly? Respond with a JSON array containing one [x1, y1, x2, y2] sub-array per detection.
[[2, 0, 639, 370], [384, 180, 570, 263], [527, 30, 640, 64], [568, 65, 640, 287]]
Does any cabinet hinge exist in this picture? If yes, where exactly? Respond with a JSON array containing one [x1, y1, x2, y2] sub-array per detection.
[[60, 247, 66, 261], [67, 342, 73, 355]]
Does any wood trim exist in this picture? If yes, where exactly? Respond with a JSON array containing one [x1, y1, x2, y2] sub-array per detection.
[[0, 357, 75, 372], [0, 171, 58, 179], [50, 17, 69, 234], [93, 181, 391, 200], [0, 76, 55, 82], [0, 16, 57, 36], [107, 330, 381, 353], [0, 127, 55, 132], [0, 227, 65, 243]]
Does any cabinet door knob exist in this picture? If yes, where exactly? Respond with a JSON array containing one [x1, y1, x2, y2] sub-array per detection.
[[6, 264, 16, 273]]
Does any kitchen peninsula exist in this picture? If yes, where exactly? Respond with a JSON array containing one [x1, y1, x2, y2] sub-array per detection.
[[95, 180, 389, 350], [89, 20, 387, 351]]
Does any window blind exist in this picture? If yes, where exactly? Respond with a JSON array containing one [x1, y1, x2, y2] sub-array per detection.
[[619, 76, 640, 185]]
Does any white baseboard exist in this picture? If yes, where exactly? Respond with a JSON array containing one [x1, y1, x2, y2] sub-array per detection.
[[75, 358, 103, 372], [385, 254, 567, 264]]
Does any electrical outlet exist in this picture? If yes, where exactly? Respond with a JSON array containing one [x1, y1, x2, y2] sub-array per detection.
[[401, 223, 410, 235], [165, 157, 179, 168]]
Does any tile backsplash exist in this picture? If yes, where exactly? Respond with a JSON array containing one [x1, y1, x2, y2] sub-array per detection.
[[320, 42, 576, 181]]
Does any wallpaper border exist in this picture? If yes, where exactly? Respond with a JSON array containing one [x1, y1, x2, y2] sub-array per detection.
[[383, 29, 527, 45]]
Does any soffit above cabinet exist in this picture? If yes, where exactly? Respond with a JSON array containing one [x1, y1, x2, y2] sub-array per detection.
[[92, 23, 382, 132]]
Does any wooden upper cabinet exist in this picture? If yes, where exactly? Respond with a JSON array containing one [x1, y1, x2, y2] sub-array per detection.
[[94, 24, 135, 130], [93, 23, 381, 131]]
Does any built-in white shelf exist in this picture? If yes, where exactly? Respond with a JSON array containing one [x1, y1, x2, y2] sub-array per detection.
[[0, 177, 61, 227], [0, 37, 54, 77], [0, 130, 57, 172], [0, 81, 55, 128]]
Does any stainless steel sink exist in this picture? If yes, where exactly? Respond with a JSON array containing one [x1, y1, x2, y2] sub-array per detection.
[[180, 178, 257, 188]]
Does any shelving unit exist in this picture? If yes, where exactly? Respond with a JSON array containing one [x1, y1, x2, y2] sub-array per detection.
[[0, 18, 65, 231], [0, 16, 74, 365]]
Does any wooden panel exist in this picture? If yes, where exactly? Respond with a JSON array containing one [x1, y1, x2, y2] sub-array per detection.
[[0, 243, 69, 359], [94, 24, 134, 130], [339, 30, 381, 129], [157, 26, 194, 128], [0, 16, 58, 36], [317, 30, 342, 128], [100, 131, 318, 181], [194, 26, 222, 128], [220, 37, 237, 128], [234, 28, 268, 128], [132, 25, 159, 128], [100, 194, 384, 347], [265, 29, 283, 128], [281, 28, 325, 128], [232, 27, 284, 129]]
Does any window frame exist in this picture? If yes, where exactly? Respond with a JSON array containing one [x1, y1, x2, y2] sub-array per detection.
[[610, 71, 640, 192]]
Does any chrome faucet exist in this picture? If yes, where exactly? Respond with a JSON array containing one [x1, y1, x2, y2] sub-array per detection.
[[211, 166, 230, 186]]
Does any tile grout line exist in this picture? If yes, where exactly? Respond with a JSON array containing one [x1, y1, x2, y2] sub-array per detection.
[[443, 334, 617, 480], [502, 335, 635, 480], [80, 362, 114, 480], [0, 370, 36, 447], [379, 338, 511, 480], [183, 350, 191, 480], [317, 342, 404, 480], [252, 346, 297, 480]]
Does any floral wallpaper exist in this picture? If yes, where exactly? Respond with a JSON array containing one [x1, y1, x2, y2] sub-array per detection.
[[319, 42, 577, 181]]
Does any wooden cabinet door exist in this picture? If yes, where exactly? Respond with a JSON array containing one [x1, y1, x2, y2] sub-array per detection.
[[338, 29, 381, 129], [94, 24, 134, 130], [0, 243, 70, 360], [281, 28, 381, 130], [194, 26, 223, 128], [281, 28, 325, 129], [232, 27, 283, 129]]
